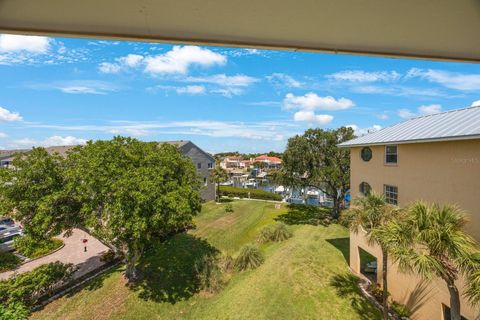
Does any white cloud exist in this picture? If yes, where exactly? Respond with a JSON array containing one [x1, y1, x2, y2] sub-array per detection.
[[347, 124, 382, 136], [184, 74, 258, 97], [327, 70, 401, 82], [397, 104, 443, 119], [352, 85, 450, 98], [12, 136, 87, 148], [176, 85, 206, 95], [185, 74, 257, 87], [0, 132, 7, 138], [293, 111, 333, 125], [377, 113, 389, 120], [98, 54, 144, 73], [397, 109, 417, 119], [418, 104, 442, 115], [283, 93, 354, 111], [98, 62, 121, 74], [27, 120, 299, 142], [150, 85, 206, 95], [266, 73, 302, 88], [0, 106, 22, 122], [0, 34, 51, 53], [30, 80, 118, 95], [144, 46, 226, 74], [406, 68, 480, 91], [471, 100, 480, 107]]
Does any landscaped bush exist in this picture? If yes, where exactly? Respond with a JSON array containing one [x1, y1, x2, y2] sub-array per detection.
[[257, 222, 292, 243], [219, 186, 282, 201], [194, 255, 224, 294], [390, 301, 411, 318], [14, 236, 63, 259], [224, 203, 234, 213], [0, 262, 76, 309], [100, 249, 117, 263], [0, 301, 29, 320], [276, 204, 332, 226], [234, 244, 264, 271], [0, 250, 21, 272]]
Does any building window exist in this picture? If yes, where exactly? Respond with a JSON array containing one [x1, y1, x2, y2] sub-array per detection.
[[385, 145, 398, 164], [384, 185, 398, 205], [361, 147, 372, 162], [207, 162, 213, 169], [197, 163, 202, 169], [359, 182, 371, 195], [203, 177, 208, 186]]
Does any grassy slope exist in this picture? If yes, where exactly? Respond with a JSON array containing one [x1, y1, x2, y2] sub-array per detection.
[[32, 201, 380, 320]]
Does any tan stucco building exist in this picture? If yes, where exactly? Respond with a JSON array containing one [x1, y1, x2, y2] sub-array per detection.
[[340, 106, 480, 320]]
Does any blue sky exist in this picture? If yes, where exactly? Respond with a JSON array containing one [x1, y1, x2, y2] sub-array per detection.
[[1, 34, 480, 153]]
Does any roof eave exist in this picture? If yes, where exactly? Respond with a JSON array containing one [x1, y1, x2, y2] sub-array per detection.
[[338, 134, 480, 148]]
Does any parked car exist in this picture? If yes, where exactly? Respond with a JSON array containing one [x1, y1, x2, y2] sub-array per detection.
[[0, 225, 23, 252], [0, 216, 15, 226]]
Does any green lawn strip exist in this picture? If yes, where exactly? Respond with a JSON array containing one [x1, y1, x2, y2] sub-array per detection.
[[0, 250, 21, 272], [31, 201, 381, 320]]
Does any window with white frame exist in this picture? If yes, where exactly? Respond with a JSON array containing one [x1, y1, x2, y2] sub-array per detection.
[[207, 162, 213, 169], [385, 145, 398, 164], [203, 177, 208, 186], [384, 185, 398, 205], [197, 162, 202, 169]]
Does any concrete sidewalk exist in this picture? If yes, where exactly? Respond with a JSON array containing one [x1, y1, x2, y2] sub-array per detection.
[[0, 228, 109, 280]]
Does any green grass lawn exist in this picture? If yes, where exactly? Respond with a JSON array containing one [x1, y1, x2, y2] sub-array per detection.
[[32, 201, 381, 320]]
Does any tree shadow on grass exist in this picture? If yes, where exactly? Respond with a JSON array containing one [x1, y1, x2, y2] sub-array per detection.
[[326, 237, 350, 264], [131, 233, 219, 304], [330, 273, 382, 320], [275, 204, 332, 226]]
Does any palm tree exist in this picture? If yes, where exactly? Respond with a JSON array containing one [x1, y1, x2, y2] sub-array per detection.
[[346, 192, 401, 320], [384, 201, 480, 320], [209, 165, 229, 202]]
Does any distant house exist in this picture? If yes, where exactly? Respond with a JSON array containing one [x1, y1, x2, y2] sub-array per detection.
[[339, 105, 480, 320], [0, 140, 216, 202], [220, 156, 245, 169], [254, 155, 282, 169], [161, 141, 215, 202]]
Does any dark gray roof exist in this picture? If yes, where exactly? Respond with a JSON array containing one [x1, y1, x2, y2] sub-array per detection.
[[340, 106, 480, 147]]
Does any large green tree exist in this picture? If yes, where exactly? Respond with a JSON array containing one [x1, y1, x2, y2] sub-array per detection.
[[384, 202, 480, 320], [64, 137, 202, 280], [344, 192, 401, 320], [209, 165, 229, 202], [0, 137, 202, 282], [0, 148, 80, 240], [281, 127, 354, 217]]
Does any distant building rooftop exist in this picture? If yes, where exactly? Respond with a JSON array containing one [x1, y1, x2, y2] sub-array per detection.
[[339, 106, 480, 147]]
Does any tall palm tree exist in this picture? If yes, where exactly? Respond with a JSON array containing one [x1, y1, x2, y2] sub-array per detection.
[[346, 192, 401, 320], [384, 202, 480, 320], [209, 165, 229, 202]]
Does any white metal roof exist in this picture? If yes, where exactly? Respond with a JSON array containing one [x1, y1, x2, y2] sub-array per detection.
[[339, 106, 480, 147]]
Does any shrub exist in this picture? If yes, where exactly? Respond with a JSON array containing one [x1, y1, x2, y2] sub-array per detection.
[[100, 249, 117, 263], [224, 203, 234, 213], [0, 301, 29, 320], [234, 245, 264, 271], [257, 222, 292, 243], [218, 254, 234, 273], [14, 236, 63, 259], [219, 186, 282, 201], [390, 301, 411, 318], [0, 250, 21, 272], [366, 283, 390, 303], [0, 262, 76, 308], [195, 255, 224, 294]]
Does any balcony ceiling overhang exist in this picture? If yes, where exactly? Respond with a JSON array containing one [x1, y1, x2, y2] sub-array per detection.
[[0, 0, 479, 62]]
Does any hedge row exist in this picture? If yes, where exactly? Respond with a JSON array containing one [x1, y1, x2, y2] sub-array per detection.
[[219, 186, 282, 201]]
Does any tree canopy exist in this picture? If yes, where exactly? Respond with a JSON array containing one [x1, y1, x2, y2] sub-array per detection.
[[281, 127, 354, 217], [0, 137, 202, 281]]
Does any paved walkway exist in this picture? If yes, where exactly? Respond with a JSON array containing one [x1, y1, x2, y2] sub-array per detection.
[[0, 228, 109, 280]]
